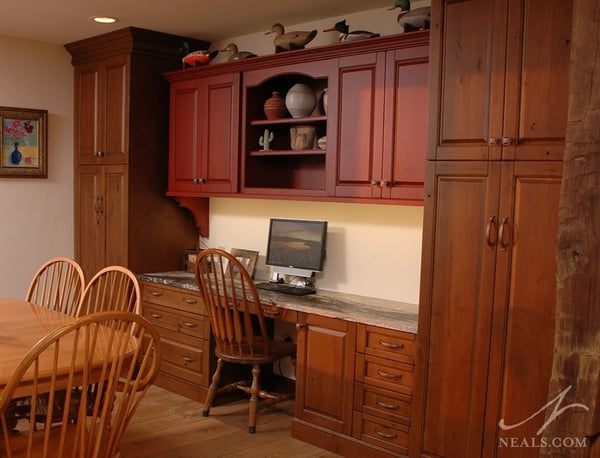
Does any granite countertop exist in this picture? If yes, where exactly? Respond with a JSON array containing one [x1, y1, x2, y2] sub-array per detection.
[[138, 271, 418, 334]]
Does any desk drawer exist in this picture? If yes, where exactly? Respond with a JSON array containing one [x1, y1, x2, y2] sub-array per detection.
[[354, 382, 412, 425], [143, 303, 210, 340], [352, 411, 409, 456], [142, 283, 206, 315], [356, 353, 413, 395], [160, 338, 210, 387], [358, 325, 415, 365]]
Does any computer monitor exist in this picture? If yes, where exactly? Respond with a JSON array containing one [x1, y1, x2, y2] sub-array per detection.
[[265, 218, 328, 282]]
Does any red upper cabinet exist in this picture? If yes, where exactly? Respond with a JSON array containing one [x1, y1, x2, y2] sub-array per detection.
[[429, 0, 571, 161], [167, 72, 240, 195], [333, 43, 428, 202]]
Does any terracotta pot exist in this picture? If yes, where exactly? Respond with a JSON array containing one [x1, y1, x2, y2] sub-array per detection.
[[263, 91, 287, 120]]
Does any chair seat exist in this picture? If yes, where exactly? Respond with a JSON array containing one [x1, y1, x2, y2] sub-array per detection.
[[215, 339, 296, 365]]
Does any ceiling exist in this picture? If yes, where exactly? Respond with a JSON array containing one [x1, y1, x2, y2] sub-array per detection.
[[1, 0, 392, 47]]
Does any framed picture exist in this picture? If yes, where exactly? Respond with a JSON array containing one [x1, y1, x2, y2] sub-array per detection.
[[229, 248, 259, 278], [1, 106, 48, 178]]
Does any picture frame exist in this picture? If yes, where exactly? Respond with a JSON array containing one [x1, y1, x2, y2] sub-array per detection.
[[1, 106, 48, 178], [229, 248, 259, 278]]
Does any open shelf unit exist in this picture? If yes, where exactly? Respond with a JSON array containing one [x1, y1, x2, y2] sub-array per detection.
[[242, 63, 333, 195]]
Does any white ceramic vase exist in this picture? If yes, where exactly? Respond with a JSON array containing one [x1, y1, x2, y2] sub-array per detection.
[[285, 83, 316, 118]]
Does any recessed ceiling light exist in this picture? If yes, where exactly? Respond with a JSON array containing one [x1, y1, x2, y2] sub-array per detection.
[[92, 16, 119, 24]]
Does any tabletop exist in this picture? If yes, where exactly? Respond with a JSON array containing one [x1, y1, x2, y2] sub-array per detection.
[[0, 298, 137, 400]]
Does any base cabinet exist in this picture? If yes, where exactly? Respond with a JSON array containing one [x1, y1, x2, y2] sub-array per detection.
[[413, 161, 562, 457], [293, 318, 416, 458], [140, 281, 213, 402]]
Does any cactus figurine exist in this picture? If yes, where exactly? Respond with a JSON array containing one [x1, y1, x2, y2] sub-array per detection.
[[259, 128, 274, 150]]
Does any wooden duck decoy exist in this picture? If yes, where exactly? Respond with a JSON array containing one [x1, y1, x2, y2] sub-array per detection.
[[388, 0, 431, 33], [323, 19, 380, 42], [219, 43, 257, 61], [266, 23, 317, 53], [182, 49, 219, 68]]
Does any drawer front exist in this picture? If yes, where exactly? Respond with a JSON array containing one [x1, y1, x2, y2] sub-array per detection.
[[142, 282, 206, 315], [160, 338, 210, 387], [143, 303, 211, 340], [356, 353, 413, 395], [354, 382, 412, 425], [358, 325, 415, 365], [352, 411, 409, 456]]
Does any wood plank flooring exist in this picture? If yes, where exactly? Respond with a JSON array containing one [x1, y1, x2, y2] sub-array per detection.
[[119, 385, 341, 457]]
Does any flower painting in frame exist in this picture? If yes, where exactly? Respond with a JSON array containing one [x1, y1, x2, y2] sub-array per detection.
[[1, 106, 48, 178]]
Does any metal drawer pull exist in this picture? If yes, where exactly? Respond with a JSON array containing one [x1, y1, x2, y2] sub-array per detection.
[[182, 321, 197, 328], [486, 216, 497, 249], [375, 400, 399, 410], [375, 429, 397, 439], [150, 313, 163, 319], [377, 369, 402, 379], [183, 298, 197, 304], [263, 308, 280, 316], [150, 291, 163, 297], [181, 356, 195, 363], [378, 340, 404, 349], [498, 216, 509, 251]]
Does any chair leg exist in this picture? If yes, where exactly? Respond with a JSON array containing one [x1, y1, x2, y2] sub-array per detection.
[[248, 364, 260, 433], [202, 358, 223, 417]]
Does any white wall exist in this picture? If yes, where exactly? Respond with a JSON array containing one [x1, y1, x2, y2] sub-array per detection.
[[205, 199, 422, 304], [0, 36, 74, 299]]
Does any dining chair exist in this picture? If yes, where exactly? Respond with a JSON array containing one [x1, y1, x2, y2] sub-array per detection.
[[195, 248, 296, 433], [0, 310, 162, 458], [25, 257, 85, 316], [76, 265, 141, 317]]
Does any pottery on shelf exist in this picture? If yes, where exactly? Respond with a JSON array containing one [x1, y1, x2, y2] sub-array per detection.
[[263, 91, 288, 120], [285, 83, 316, 118], [322, 88, 328, 115], [290, 125, 316, 150]]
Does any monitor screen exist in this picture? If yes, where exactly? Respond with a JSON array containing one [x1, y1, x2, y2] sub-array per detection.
[[265, 218, 327, 277]]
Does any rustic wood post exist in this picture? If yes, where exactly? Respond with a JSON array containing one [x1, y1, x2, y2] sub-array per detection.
[[541, 0, 600, 456]]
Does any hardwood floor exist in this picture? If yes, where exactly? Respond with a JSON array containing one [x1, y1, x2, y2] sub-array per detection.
[[119, 385, 341, 457]]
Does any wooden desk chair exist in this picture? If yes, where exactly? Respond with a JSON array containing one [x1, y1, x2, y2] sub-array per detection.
[[195, 248, 296, 433], [25, 257, 85, 316], [0, 311, 162, 458], [76, 266, 141, 317]]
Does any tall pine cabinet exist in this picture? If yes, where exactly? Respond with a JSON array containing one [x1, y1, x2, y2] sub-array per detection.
[[412, 0, 572, 457], [66, 28, 207, 280]]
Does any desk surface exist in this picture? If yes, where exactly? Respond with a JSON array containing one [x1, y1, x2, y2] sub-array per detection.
[[139, 271, 418, 333]]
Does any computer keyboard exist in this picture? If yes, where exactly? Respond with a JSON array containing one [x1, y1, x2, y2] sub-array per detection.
[[255, 282, 316, 296]]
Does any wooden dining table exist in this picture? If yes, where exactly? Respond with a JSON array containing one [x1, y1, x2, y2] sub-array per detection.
[[0, 297, 136, 400]]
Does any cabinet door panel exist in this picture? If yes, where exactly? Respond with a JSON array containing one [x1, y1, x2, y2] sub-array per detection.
[[416, 161, 500, 457], [168, 80, 200, 193], [484, 161, 563, 456], [502, 0, 571, 160], [200, 73, 239, 193], [334, 53, 385, 198], [102, 57, 128, 163], [75, 64, 100, 164], [383, 46, 428, 200], [431, 0, 506, 161], [295, 314, 356, 435], [76, 167, 105, 279], [103, 166, 128, 268]]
